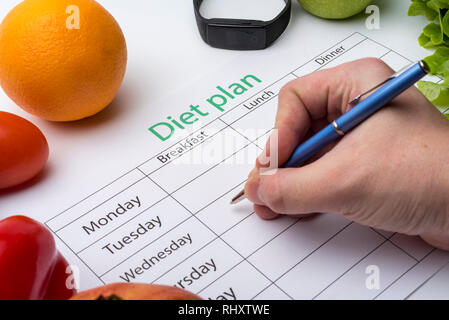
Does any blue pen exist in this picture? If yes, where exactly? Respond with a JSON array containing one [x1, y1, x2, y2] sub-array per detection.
[[231, 60, 429, 204]]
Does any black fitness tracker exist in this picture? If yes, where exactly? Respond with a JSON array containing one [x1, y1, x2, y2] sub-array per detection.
[[193, 0, 291, 50]]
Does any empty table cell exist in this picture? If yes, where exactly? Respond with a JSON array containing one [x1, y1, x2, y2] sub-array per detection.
[[276, 224, 384, 300], [56, 178, 167, 252], [421, 74, 443, 83], [254, 130, 273, 149], [172, 144, 260, 213], [199, 261, 271, 300], [101, 217, 215, 283], [148, 126, 250, 193], [248, 213, 351, 281], [196, 182, 253, 235], [78, 197, 191, 275], [389, 234, 434, 261], [253, 284, 291, 300], [222, 214, 297, 258], [316, 241, 416, 300], [293, 33, 366, 77], [319, 39, 390, 71], [155, 238, 242, 294], [372, 228, 394, 239]]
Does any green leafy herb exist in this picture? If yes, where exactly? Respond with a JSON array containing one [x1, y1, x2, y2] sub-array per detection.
[[409, 0, 449, 110]]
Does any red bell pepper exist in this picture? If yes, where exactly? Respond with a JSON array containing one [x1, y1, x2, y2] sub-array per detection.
[[0, 215, 76, 300]]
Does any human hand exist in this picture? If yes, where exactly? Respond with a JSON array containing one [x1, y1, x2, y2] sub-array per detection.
[[244, 58, 449, 250]]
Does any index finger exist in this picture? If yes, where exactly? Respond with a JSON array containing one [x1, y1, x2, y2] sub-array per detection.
[[258, 57, 395, 167]]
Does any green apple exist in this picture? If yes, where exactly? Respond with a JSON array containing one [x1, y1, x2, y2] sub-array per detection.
[[298, 0, 372, 19]]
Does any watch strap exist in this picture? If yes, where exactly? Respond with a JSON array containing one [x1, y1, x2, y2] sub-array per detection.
[[193, 0, 208, 44]]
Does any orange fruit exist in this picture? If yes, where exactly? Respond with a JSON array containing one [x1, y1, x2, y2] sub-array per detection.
[[0, 0, 127, 121]]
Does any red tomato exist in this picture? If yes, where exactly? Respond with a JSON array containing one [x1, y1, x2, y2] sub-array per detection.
[[0, 111, 49, 189]]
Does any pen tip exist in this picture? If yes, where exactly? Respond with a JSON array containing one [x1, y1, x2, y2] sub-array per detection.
[[231, 190, 246, 205]]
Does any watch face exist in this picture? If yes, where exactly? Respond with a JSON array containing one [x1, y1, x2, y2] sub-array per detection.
[[207, 25, 267, 50]]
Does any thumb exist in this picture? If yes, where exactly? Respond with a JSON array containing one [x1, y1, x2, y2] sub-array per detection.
[[244, 156, 347, 215]]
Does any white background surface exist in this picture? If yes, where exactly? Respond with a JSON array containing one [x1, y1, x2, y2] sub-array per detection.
[[1, 0, 447, 298]]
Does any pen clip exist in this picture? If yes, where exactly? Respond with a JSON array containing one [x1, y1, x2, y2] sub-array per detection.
[[349, 62, 414, 106]]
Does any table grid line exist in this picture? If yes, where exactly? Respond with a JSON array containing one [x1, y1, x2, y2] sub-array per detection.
[[370, 229, 420, 263], [149, 236, 218, 285], [404, 256, 449, 300], [368, 33, 447, 83], [142, 121, 230, 176], [251, 284, 276, 300], [246, 218, 302, 260], [45, 32, 400, 231], [196, 260, 247, 297], [91, 176, 250, 282], [183, 47, 402, 297], [96, 214, 192, 278], [137, 72, 299, 171], [51, 139, 247, 253], [312, 238, 389, 300], [385, 238, 420, 263], [228, 98, 279, 128], [308, 46, 391, 78], [221, 217, 352, 300], [188, 178, 247, 216], [147, 214, 255, 289], [370, 228, 395, 240], [51, 231, 107, 285], [45, 168, 139, 223], [97, 178, 253, 278], [222, 90, 280, 127], [218, 118, 264, 152], [52, 174, 148, 233], [76, 194, 171, 255], [245, 44, 435, 298], [373, 248, 437, 300], [46, 31, 426, 229], [291, 32, 365, 75], [249, 221, 354, 300]]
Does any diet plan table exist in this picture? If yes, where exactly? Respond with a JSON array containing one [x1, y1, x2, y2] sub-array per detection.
[[45, 33, 449, 300]]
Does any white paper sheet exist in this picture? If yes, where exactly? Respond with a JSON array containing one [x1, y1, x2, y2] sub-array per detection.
[[1, 1, 448, 299]]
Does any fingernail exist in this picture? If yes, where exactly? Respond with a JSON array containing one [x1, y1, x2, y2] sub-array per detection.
[[245, 169, 263, 204]]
